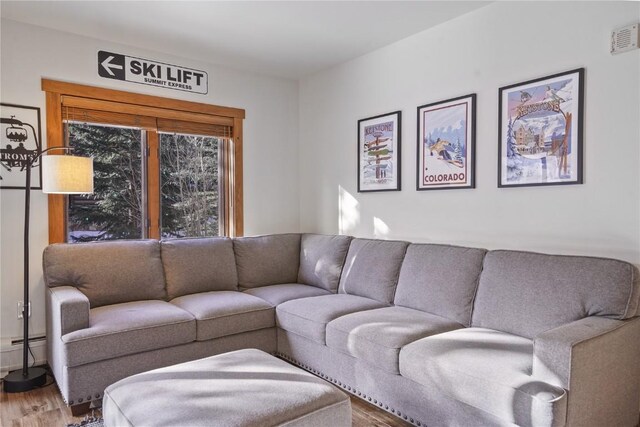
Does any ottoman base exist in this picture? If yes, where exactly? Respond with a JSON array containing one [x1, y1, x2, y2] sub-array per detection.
[[103, 349, 351, 427]]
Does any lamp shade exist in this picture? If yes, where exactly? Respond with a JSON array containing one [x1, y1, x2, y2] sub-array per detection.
[[42, 155, 94, 194]]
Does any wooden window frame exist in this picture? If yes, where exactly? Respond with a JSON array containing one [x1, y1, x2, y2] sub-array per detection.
[[42, 79, 244, 242]]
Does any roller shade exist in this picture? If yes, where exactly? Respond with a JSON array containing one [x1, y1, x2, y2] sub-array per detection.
[[61, 95, 234, 131], [62, 106, 156, 129], [157, 118, 232, 138], [62, 106, 233, 138]]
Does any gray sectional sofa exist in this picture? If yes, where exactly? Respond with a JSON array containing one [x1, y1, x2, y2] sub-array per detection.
[[43, 233, 640, 426]]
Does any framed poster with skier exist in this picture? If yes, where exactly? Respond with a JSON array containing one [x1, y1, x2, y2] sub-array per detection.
[[499, 68, 584, 187], [417, 94, 476, 191], [357, 111, 401, 192]]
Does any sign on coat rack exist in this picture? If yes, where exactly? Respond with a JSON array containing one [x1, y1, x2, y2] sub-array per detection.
[[0, 103, 42, 190]]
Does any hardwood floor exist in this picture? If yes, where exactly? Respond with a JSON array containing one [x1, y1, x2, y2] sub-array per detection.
[[1, 372, 411, 427], [351, 396, 412, 427], [0, 374, 95, 427]]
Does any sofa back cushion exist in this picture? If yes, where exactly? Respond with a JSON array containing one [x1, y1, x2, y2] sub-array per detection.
[[43, 240, 166, 308], [233, 234, 301, 289], [395, 244, 487, 325], [161, 237, 238, 299], [338, 238, 409, 304], [298, 234, 353, 292], [472, 250, 640, 339]]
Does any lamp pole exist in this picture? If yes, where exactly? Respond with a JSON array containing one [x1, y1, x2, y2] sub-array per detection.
[[3, 146, 75, 393]]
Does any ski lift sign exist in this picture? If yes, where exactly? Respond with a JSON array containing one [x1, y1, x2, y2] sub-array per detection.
[[98, 50, 208, 95], [0, 103, 42, 190], [498, 68, 584, 187]]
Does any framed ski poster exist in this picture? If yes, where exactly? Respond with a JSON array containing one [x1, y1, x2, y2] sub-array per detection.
[[357, 111, 401, 192], [499, 68, 584, 187], [417, 94, 476, 190]]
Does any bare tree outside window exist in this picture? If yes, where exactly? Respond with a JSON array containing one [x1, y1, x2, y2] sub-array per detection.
[[160, 133, 220, 238]]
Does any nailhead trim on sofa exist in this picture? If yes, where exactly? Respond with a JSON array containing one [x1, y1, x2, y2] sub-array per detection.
[[275, 352, 423, 426]]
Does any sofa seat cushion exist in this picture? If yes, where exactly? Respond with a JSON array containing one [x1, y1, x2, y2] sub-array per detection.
[[326, 307, 463, 374], [276, 294, 386, 344], [243, 283, 332, 306], [399, 328, 567, 426], [171, 291, 274, 341], [62, 300, 196, 367]]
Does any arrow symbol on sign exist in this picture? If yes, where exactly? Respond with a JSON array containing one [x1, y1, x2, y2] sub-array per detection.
[[101, 56, 123, 76]]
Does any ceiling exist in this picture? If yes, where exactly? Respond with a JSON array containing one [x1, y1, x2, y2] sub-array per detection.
[[0, 1, 489, 79]]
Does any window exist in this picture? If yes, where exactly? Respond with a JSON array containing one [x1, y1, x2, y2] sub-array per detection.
[[43, 79, 244, 243]]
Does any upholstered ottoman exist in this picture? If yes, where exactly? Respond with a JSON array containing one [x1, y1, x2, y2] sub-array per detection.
[[102, 348, 351, 426]]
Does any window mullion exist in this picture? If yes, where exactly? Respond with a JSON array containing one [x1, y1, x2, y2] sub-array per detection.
[[147, 128, 161, 239]]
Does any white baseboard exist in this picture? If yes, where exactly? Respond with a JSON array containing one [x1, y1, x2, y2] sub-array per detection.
[[0, 339, 47, 377]]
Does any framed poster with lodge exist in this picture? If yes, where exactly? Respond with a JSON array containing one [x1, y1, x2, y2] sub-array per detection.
[[417, 94, 476, 190], [498, 68, 584, 187], [357, 111, 401, 192]]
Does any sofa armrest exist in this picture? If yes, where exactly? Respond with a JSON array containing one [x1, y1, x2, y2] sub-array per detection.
[[46, 286, 90, 405], [533, 316, 640, 426], [47, 286, 90, 336]]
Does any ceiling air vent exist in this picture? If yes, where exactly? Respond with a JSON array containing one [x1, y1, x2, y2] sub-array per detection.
[[611, 23, 639, 55]]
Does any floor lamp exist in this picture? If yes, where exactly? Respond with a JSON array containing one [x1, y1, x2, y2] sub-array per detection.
[[3, 145, 93, 393]]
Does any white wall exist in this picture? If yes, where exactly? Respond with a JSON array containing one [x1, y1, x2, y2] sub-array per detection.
[[0, 19, 300, 370], [299, 2, 640, 265]]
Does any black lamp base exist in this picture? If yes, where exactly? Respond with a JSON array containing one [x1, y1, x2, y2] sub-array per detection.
[[3, 367, 47, 393]]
